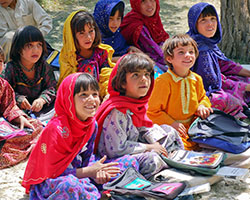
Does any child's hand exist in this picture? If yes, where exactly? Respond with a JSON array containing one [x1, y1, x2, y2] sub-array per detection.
[[102, 94, 110, 104], [146, 142, 168, 157], [20, 98, 32, 110], [31, 98, 46, 112], [170, 122, 188, 139], [89, 156, 120, 184], [197, 105, 213, 119], [12, 116, 34, 130]]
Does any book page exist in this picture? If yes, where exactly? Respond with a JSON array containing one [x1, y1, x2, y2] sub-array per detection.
[[170, 150, 224, 168]]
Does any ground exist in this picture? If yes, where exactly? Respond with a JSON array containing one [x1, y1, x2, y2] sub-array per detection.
[[1, 0, 250, 199]]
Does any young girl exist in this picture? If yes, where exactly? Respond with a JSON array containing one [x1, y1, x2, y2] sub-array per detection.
[[1, 25, 56, 120], [93, 0, 141, 63], [95, 53, 184, 179], [22, 73, 137, 199], [58, 10, 115, 99], [187, 2, 250, 119], [120, 0, 169, 73], [0, 0, 53, 62], [147, 34, 212, 150]]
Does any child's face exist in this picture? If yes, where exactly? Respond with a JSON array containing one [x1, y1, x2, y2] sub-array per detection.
[[76, 24, 95, 51], [0, 0, 14, 8], [20, 41, 43, 66], [109, 10, 122, 33], [123, 69, 151, 99], [140, 0, 156, 17], [0, 56, 4, 73], [166, 44, 196, 77], [74, 88, 100, 121], [196, 15, 217, 38]]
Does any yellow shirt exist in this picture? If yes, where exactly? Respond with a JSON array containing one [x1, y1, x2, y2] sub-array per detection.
[[147, 69, 211, 149]]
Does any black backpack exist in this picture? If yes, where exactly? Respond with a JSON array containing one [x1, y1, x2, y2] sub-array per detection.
[[103, 167, 186, 200]]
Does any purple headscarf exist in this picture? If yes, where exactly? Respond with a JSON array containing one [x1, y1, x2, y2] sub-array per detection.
[[187, 2, 229, 96], [93, 0, 129, 57]]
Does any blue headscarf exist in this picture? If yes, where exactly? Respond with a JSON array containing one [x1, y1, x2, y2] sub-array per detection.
[[93, 0, 129, 57], [187, 2, 229, 96]]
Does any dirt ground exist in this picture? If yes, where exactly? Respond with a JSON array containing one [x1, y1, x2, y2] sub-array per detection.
[[1, 0, 250, 199]]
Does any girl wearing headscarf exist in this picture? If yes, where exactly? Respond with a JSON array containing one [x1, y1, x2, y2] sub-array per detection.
[[95, 53, 184, 179], [58, 10, 115, 99], [120, 0, 169, 74], [187, 2, 250, 119], [94, 0, 141, 63], [22, 73, 137, 199]]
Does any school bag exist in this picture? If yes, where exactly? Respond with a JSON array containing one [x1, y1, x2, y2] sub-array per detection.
[[188, 109, 250, 154], [160, 149, 226, 176], [46, 50, 60, 68], [103, 167, 186, 200]]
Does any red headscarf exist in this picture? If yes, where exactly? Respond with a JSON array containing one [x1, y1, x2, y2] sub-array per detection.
[[22, 73, 96, 193], [94, 54, 154, 153], [120, 0, 169, 47]]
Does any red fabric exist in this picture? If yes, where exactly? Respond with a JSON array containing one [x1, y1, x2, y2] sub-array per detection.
[[22, 73, 96, 193], [0, 77, 24, 122], [120, 0, 169, 47], [94, 54, 154, 153]]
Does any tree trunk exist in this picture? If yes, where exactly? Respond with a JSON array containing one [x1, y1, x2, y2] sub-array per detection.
[[219, 0, 250, 62]]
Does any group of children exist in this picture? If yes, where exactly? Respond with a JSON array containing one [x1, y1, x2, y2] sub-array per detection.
[[0, 0, 250, 199]]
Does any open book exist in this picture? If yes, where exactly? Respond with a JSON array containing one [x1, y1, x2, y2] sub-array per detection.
[[168, 149, 225, 168]]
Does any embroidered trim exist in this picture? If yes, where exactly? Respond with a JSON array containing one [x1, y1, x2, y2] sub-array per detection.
[[41, 143, 47, 154], [168, 70, 197, 115], [176, 116, 194, 124], [16, 77, 44, 87]]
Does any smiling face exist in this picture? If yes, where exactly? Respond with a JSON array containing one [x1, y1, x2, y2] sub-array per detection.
[[20, 41, 43, 68], [109, 10, 122, 33], [140, 0, 156, 17], [74, 88, 100, 121], [196, 15, 218, 38], [166, 44, 196, 77], [75, 24, 95, 51], [123, 69, 151, 99]]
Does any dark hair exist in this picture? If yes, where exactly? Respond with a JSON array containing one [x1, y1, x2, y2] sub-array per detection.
[[200, 5, 217, 18], [162, 34, 199, 69], [10, 25, 47, 63], [71, 11, 101, 52], [74, 73, 100, 96], [110, 2, 124, 18], [112, 53, 154, 95], [0, 46, 4, 61]]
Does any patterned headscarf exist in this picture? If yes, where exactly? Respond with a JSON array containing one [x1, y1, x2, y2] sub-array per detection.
[[22, 73, 96, 193], [120, 0, 169, 47], [93, 0, 129, 56]]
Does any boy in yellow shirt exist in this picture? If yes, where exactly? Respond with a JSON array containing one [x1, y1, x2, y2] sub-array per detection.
[[147, 34, 213, 150]]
